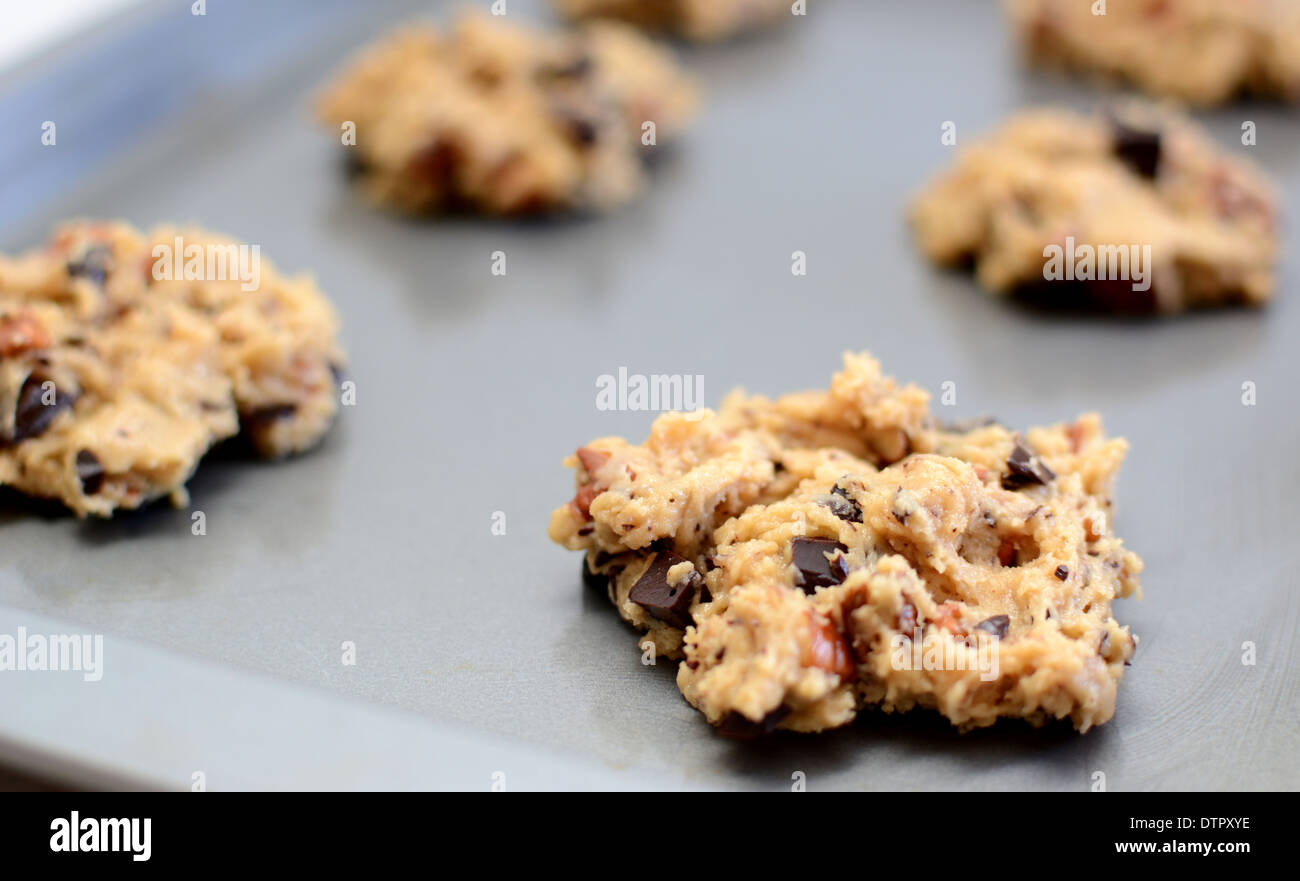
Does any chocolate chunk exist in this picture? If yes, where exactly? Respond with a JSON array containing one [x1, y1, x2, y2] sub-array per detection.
[[974, 615, 1010, 640], [554, 107, 600, 147], [628, 551, 700, 629], [408, 139, 461, 186], [11, 372, 74, 443], [249, 403, 297, 422], [1111, 118, 1161, 179], [239, 403, 297, 454], [581, 558, 611, 594], [791, 537, 849, 594], [75, 449, 105, 495], [66, 244, 113, 286], [1002, 442, 1055, 490], [244, 403, 296, 432], [821, 484, 862, 523], [996, 537, 1019, 567], [1054, 564, 1069, 581], [716, 706, 789, 740]]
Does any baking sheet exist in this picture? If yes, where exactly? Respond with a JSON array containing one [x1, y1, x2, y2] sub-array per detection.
[[0, 0, 1297, 790]]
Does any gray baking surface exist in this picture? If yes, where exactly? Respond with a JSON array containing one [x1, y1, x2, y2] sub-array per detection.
[[0, 0, 1297, 791]]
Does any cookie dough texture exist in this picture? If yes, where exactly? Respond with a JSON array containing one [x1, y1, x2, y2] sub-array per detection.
[[550, 354, 1141, 735], [0, 222, 345, 517], [1007, 0, 1300, 105], [554, 0, 794, 41], [910, 107, 1278, 314], [316, 11, 698, 215]]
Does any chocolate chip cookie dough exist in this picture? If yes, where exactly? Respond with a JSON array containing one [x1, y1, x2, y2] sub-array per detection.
[[549, 353, 1142, 735], [910, 106, 1278, 314], [1007, 0, 1300, 105], [316, 11, 698, 215], [554, 0, 794, 41], [0, 222, 345, 517]]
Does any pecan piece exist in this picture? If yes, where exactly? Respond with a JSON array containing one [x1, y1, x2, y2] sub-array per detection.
[[932, 602, 968, 638], [570, 446, 611, 520], [0, 314, 51, 359], [804, 614, 856, 681]]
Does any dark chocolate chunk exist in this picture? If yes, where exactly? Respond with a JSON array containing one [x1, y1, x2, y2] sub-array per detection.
[[1110, 118, 1162, 180], [11, 372, 74, 443], [716, 706, 789, 740], [75, 449, 105, 496], [239, 403, 298, 454], [554, 107, 600, 147], [65, 244, 113, 287], [791, 537, 849, 594], [1002, 442, 1055, 490], [408, 139, 461, 186], [581, 558, 611, 594], [821, 484, 862, 523], [628, 551, 700, 629], [996, 537, 1019, 568], [974, 615, 1010, 640], [243, 403, 297, 432], [1054, 564, 1069, 581]]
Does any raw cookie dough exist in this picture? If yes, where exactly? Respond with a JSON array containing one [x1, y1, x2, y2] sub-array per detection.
[[550, 353, 1142, 736], [554, 0, 795, 41], [316, 11, 698, 215], [1007, 0, 1300, 105], [0, 222, 345, 517], [910, 106, 1278, 314]]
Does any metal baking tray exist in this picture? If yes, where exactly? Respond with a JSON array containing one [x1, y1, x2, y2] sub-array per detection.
[[0, 0, 1296, 790]]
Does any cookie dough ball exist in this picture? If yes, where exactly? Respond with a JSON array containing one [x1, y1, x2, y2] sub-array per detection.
[[910, 106, 1278, 314], [316, 11, 699, 215], [550, 353, 1142, 735], [1007, 0, 1300, 105], [0, 222, 346, 517]]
